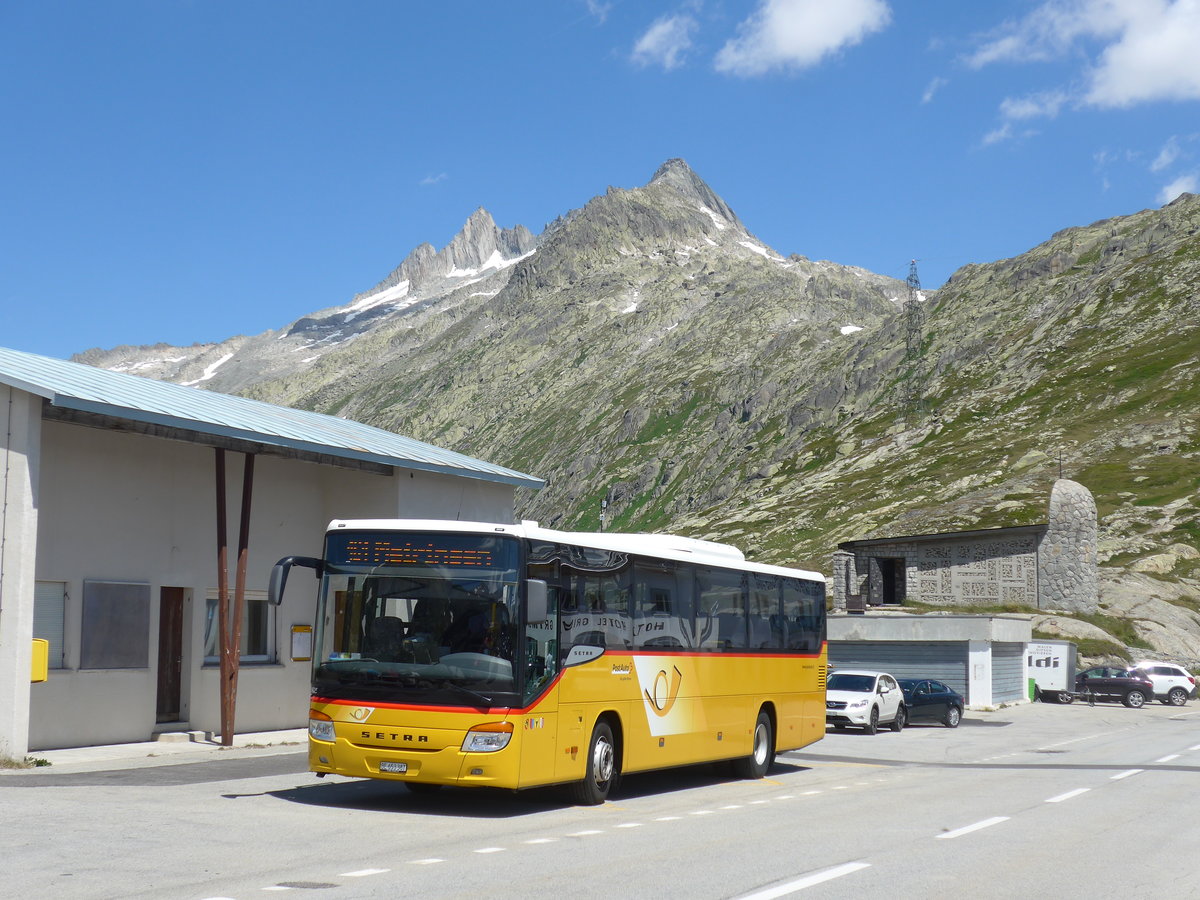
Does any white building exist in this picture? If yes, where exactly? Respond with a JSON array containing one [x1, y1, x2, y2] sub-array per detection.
[[0, 347, 543, 755]]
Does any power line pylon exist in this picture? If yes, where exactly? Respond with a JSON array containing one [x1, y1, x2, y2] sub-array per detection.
[[901, 259, 926, 425]]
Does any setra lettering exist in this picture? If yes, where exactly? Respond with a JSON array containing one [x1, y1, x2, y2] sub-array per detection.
[[361, 731, 429, 743]]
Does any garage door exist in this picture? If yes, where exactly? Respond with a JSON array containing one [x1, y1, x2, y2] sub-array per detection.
[[829, 642, 969, 701], [991, 642, 1026, 703]]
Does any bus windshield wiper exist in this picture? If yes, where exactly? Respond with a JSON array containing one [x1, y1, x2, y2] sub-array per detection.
[[440, 681, 493, 706]]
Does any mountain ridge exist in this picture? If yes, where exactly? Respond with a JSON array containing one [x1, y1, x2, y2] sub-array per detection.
[[73, 161, 1200, 665]]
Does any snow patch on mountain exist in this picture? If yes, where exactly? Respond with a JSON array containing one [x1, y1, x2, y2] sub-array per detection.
[[180, 352, 234, 386]]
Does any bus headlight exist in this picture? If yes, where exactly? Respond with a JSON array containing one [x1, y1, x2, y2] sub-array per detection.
[[462, 722, 514, 753], [309, 710, 335, 742]]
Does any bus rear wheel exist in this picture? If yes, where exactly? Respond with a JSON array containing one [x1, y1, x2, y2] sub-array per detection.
[[571, 720, 618, 805], [733, 710, 774, 779]]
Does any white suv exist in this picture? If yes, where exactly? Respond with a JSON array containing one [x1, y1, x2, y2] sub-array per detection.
[[1131, 660, 1197, 706], [826, 670, 906, 734]]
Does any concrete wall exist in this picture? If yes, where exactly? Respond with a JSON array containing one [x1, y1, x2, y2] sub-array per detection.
[[828, 614, 1033, 644], [9, 402, 520, 751], [0, 386, 41, 758]]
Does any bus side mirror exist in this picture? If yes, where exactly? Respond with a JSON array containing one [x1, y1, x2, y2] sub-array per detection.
[[526, 579, 548, 623], [269, 556, 323, 605]]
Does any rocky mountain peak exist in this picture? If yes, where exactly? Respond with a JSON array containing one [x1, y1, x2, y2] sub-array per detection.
[[647, 157, 740, 225], [354, 207, 537, 301]]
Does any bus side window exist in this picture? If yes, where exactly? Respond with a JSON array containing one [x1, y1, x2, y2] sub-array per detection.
[[752, 574, 782, 650], [633, 563, 686, 649], [782, 578, 822, 652], [696, 566, 744, 650]]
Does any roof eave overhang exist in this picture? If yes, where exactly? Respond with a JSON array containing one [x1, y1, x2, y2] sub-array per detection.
[[838, 523, 1048, 550], [44, 395, 545, 490]]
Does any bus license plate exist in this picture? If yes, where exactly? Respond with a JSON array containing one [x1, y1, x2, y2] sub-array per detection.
[[379, 761, 408, 774]]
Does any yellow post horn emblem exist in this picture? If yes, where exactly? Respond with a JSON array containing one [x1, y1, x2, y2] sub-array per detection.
[[644, 665, 683, 716]]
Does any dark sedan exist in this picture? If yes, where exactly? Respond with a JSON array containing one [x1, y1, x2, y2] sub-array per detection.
[[897, 678, 964, 727], [1074, 666, 1154, 708]]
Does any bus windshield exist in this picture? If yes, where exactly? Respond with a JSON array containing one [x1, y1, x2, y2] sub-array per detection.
[[312, 531, 522, 707]]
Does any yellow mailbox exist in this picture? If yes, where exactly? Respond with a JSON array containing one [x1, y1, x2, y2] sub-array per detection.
[[31, 638, 49, 683]]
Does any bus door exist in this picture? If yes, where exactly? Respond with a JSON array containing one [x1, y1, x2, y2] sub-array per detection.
[[520, 547, 562, 787]]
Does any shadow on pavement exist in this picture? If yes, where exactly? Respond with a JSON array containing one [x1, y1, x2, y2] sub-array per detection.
[[262, 758, 812, 818]]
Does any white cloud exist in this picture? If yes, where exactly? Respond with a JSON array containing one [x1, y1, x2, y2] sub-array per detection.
[[922, 76, 948, 104], [632, 14, 698, 71], [714, 0, 891, 77], [419, 172, 448, 186], [981, 122, 1040, 146], [982, 123, 1013, 146], [999, 89, 1069, 120], [1158, 173, 1198, 203], [967, 1, 1200, 108], [1151, 136, 1182, 172], [965, 0, 1125, 69], [585, 0, 612, 25], [1084, 1, 1200, 107]]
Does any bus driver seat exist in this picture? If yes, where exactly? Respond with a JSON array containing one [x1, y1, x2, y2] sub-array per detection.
[[365, 616, 407, 662]]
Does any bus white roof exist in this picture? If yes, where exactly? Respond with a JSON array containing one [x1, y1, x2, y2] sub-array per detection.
[[326, 518, 824, 582]]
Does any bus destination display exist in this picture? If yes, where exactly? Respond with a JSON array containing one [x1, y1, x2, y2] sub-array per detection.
[[328, 533, 509, 570]]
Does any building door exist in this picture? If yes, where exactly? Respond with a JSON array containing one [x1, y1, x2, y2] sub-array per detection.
[[991, 642, 1027, 703], [156, 587, 185, 723], [878, 558, 906, 605]]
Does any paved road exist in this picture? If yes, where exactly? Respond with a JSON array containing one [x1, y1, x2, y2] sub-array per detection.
[[5, 700, 1198, 899]]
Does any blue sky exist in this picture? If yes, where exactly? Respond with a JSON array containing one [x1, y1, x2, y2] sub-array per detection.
[[5, 0, 1200, 360]]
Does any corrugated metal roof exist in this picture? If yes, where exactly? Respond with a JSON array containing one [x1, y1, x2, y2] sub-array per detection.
[[0, 346, 544, 489]]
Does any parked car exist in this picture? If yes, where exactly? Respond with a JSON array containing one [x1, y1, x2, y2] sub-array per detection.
[[897, 678, 965, 727], [1131, 660, 1197, 706], [1074, 666, 1155, 708], [826, 670, 906, 734]]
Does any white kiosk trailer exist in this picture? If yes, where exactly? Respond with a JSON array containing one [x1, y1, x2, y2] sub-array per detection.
[[1027, 639, 1077, 703]]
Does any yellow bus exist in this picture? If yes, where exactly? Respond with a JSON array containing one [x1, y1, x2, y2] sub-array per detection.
[[269, 519, 827, 804]]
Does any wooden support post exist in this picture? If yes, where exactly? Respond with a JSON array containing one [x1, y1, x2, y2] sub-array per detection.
[[216, 449, 256, 746], [215, 449, 231, 745], [229, 452, 255, 745]]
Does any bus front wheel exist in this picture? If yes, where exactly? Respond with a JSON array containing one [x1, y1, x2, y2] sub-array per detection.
[[571, 720, 618, 805], [733, 710, 774, 779]]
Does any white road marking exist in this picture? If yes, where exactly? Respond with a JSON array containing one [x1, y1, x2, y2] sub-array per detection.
[[474, 847, 505, 854], [616, 822, 643, 828], [262, 888, 291, 893], [1156, 754, 1180, 763], [1038, 732, 1114, 751], [690, 809, 714, 816], [340, 868, 390, 877], [722, 804, 744, 809], [936, 816, 1010, 839], [1046, 788, 1090, 803], [1111, 769, 1144, 780], [736, 861, 871, 898], [655, 816, 682, 821], [1189, 744, 1200, 751], [408, 858, 444, 865], [569, 830, 603, 836], [524, 838, 557, 844]]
